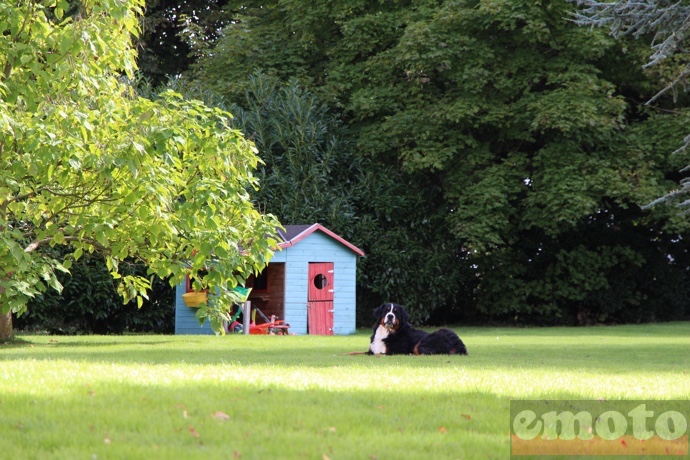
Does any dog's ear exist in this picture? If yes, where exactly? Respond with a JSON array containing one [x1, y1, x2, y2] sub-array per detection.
[[373, 304, 385, 318]]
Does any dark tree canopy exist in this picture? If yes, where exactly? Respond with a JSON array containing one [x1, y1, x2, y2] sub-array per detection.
[[19, 0, 690, 330], [176, 0, 690, 324], [572, 0, 690, 213], [138, 0, 234, 86]]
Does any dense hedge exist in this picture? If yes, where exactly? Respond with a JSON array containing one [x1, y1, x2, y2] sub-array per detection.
[[15, 253, 174, 335]]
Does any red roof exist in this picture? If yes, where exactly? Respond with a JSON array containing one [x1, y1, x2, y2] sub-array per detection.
[[277, 224, 365, 256]]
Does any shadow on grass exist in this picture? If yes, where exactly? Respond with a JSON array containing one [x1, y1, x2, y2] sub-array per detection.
[[3, 376, 677, 460], [1, 340, 177, 350], [0, 336, 34, 346], [0, 378, 516, 460]]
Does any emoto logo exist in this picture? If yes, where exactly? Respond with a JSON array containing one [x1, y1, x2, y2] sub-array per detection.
[[510, 400, 689, 457]]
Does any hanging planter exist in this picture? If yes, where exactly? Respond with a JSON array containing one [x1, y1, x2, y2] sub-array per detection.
[[182, 291, 208, 308]]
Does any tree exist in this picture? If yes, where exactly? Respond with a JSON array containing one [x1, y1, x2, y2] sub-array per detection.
[[572, 0, 690, 211], [227, 73, 362, 233], [183, 0, 690, 324], [224, 73, 472, 324], [137, 0, 234, 86], [17, 248, 176, 334], [0, 0, 279, 339], [184, 1, 481, 323], [142, 71, 364, 252]]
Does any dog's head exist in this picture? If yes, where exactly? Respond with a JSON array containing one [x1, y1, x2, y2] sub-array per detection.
[[374, 303, 408, 332]]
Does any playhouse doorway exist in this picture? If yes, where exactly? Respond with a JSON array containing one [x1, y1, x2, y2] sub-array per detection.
[[247, 263, 285, 322], [307, 262, 334, 335]]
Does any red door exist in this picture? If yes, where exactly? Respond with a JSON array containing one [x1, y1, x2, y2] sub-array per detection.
[[307, 263, 334, 335]]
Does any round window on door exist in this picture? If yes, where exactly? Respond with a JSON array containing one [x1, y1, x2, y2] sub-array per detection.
[[313, 274, 328, 289]]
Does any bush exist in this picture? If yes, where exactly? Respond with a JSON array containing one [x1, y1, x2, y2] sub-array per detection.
[[16, 252, 174, 334]]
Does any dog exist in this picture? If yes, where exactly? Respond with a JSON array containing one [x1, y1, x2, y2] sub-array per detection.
[[367, 303, 468, 355]]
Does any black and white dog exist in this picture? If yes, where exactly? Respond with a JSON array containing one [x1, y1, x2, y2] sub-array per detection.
[[367, 303, 468, 355]]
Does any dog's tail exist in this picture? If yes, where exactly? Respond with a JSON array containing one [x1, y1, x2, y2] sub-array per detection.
[[342, 351, 368, 355]]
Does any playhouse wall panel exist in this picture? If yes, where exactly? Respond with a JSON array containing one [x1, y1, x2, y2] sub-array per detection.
[[283, 256, 309, 334], [174, 285, 215, 335], [332, 255, 357, 335], [281, 232, 357, 335], [270, 249, 287, 263]]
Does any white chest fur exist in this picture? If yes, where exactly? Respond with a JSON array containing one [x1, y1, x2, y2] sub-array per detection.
[[369, 325, 389, 355]]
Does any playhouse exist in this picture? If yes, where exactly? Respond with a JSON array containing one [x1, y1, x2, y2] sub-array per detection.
[[174, 223, 364, 335]]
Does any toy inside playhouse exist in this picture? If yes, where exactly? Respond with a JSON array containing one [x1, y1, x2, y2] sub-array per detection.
[[183, 263, 290, 335]]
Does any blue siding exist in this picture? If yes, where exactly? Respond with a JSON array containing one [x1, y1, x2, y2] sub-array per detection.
[[270, 249, 287, 263], [174, 283, 215, 335], [282, 232, 357, 335]]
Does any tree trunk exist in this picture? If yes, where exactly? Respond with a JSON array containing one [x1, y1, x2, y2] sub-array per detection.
[[0, 284, 11, 340], [0, 311, 12, 340]]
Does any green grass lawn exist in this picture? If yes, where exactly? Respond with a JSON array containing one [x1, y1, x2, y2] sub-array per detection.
[[1, 323, 689, 459]]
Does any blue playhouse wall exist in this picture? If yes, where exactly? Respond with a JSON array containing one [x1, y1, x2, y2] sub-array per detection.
[[175, 284, 215, 335], [275, 230, 357, 335], [174, 230, 358, 335]]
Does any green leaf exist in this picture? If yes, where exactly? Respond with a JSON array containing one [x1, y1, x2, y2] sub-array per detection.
[[95, 231, 107, 247]]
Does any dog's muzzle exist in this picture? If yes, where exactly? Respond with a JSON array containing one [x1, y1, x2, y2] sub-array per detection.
[[383, 314, 396, 328]]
